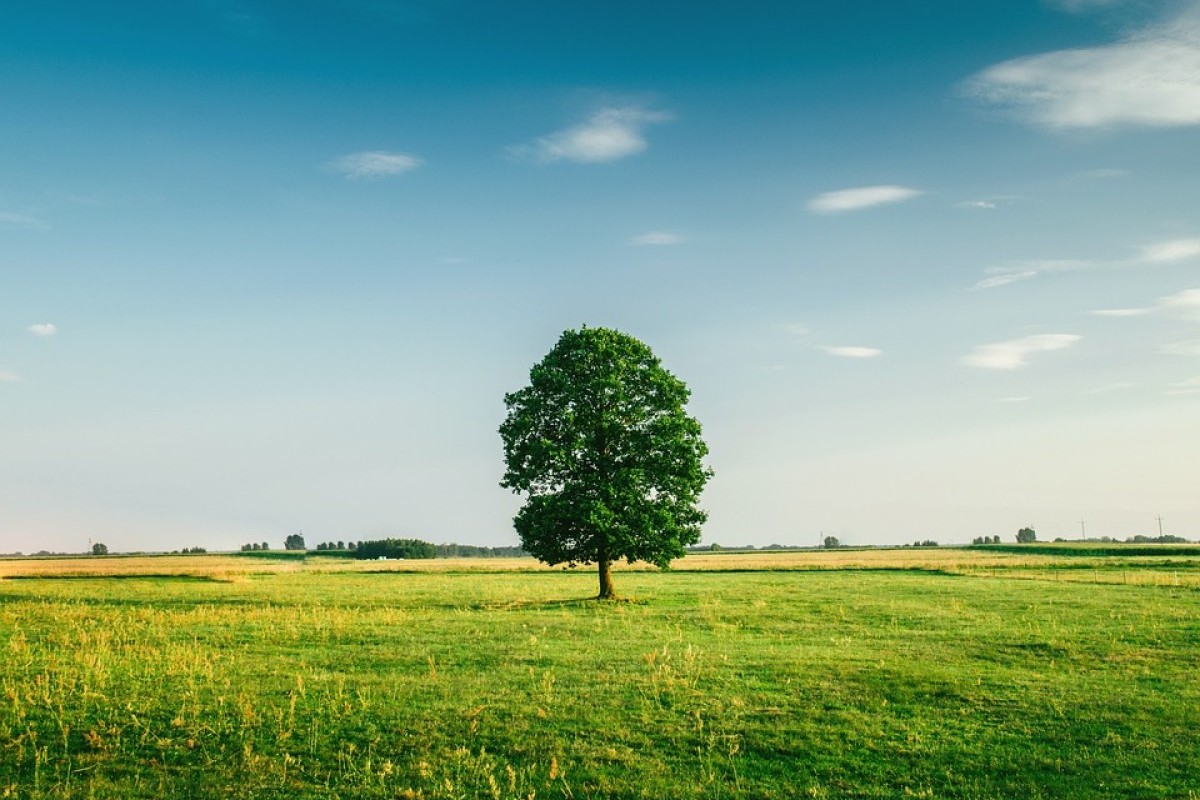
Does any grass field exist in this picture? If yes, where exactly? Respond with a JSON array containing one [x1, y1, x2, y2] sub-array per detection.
[[1, 546, 1198, 798]]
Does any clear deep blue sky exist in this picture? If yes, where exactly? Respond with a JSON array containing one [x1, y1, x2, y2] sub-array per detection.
[[3, 0, 1198, 551]]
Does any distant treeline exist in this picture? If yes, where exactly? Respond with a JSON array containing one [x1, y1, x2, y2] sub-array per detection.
[[307, 539, 527, 559]]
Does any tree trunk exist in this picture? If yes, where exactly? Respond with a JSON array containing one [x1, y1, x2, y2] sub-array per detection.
[[597, 553, 616, 600]]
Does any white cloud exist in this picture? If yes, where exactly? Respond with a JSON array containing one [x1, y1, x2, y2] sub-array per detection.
[[962, 334, 1081, 369], [329, 151, 422, 179], [1139, 238, 1200, 263], [0, 211, 50, 231], [822, 346, 883, 359], [1161, 288, 1200, 318], [975, 236, 1200, 290], [808, 185, 922, 214], [965, 9, 1200, 129], [515, 107, 672, 164], [959, 200, 999, 210], [27, 323, 57, 337], [972, 270, 1039, 290], [629, 231, 684, 246], [779, 322, 811, 338], [1094, 287, 1200, 320], [0, 369, 20, 382], [1091, 307, 1152, 317]]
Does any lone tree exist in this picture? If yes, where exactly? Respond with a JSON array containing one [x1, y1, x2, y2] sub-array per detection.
[[1016, 527, 1037, 543], [500, 326, 712, 599]]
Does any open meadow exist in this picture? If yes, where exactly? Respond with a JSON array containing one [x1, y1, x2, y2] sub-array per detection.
[[1, 546, 1198, 799]]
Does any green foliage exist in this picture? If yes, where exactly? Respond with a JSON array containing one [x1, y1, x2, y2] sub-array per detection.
[[1016, 527, 1037, 543], [500, 327, 711, 595], [354, 538, 436, 560], [90, 542, 108, 556], [823, 536, 840, 548], [284, 533, 306, 551]]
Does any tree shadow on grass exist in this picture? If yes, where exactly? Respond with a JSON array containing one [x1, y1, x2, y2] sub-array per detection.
[[475, 595, 649, 612]]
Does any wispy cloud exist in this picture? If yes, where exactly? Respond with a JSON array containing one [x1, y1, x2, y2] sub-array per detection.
[[779, 322, 811, 338], [1139, 238, 1200, 264], [629, 231, 684, 246], [971, 270, 1039, 290], [0, 368, 20, 382], [808, 185, 922, 214], [821, 346, 883, 359], [328, 151, 422, 179], [958, 199, 999, 210], [965, 7, 1200, 129], [1072, 167, 1129, 180], [974, 237, 1200, 289], [1166, 376, 1200, 395], [780, 323, 881, 359], [962, 334, 1081, 369], [1163, 339, 1200, 357], [27, 323, 57, 337], [1054, 0, 1123, 12], [1084, 381, 1137, 394], [0, 211, 50, 231], [1093, 287, 1200, 320], [513, 106, 672, 164]]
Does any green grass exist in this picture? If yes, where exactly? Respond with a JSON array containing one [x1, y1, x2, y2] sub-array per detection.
[[1, 556, 1198, 798]]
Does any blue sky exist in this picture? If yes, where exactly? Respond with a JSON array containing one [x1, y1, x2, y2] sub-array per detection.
[[2, 0, 1199, 552]]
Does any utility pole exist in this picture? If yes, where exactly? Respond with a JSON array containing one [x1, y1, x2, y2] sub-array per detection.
[[1157, 516, 1164, 538], [1079, 519, 1087, 540]]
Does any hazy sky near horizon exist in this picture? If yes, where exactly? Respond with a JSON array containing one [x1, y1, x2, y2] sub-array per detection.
[[3, 0, 1199, 552]]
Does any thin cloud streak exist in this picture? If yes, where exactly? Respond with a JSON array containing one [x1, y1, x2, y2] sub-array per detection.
[[822, 346, 883, 359], [27, 323, 58, 337], [0, 211, 50, 231], [962, 334, 1081, 370], [975, 237, 1200, 289], [329, 151, 422, 179], [629, 231, 684, 246], [1093, 288, 1200, 320], [808, 185, 922, 213]]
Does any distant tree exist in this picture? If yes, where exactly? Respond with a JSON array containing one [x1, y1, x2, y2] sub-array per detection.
[[823, 536, 840, 548], [284, 534, 305, 551], [1016, 527, 1037, 543], [499, 326, 712, 599], [348, 541, 357, 551], [337, 540, 345, 550], [709, 543, 722, 551], [91, 542, 108, 556]]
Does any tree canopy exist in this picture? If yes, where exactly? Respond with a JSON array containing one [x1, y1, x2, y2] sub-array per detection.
[[499, 326, 712, 598]]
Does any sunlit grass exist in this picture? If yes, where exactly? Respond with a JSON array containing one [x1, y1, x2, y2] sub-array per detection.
[[1, 548, 1197, 798]]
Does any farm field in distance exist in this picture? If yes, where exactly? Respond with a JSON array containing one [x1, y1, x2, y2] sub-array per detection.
[[1, 546, 1198, 799]]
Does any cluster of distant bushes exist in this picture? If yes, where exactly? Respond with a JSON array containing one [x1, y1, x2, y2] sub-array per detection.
[[1051, 534, 1190, 544], [240, 542, 273, 552], [972, 535, 1004, 545], [300, 539, 528, 560], [353, 539, 436, 560]]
